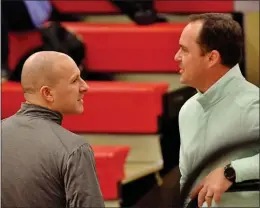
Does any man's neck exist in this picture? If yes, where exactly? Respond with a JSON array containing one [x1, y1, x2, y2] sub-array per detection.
[[25, 96, 50, 111], [198, 66, 230, 93]]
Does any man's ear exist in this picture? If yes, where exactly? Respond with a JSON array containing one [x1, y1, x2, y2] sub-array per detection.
[[40, 86, 54, 102], [208, 50, 221, 68]]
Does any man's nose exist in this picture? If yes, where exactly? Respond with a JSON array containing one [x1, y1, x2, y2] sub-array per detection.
[[80, 79, 89, 93], [174, 50, 181, 62]]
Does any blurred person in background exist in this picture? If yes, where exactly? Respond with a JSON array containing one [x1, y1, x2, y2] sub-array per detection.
[[1, 0, 83, 81], [110, 0, 167, 25], [1, 0, 52, 80]]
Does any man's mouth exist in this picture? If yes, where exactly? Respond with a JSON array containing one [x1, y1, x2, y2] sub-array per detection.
[[78, 98, 84, 103]]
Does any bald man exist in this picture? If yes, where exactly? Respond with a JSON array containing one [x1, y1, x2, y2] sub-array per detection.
[[2, 51, 105, 208]]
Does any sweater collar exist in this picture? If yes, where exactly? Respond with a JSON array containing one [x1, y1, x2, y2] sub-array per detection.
[[196, 64, 245, 109], [16, 103, 63, 125]]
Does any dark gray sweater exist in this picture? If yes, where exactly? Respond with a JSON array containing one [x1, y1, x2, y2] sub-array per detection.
[[2, 103, 105, 208]]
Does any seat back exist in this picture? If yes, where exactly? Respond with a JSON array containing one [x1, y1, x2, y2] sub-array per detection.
[[51, 0, 234, 14]]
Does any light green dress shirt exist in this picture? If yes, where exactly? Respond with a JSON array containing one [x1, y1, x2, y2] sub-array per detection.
[[179, 64, 259, 207]]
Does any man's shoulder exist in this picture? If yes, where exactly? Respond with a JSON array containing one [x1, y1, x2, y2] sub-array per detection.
[[1, 115, 15, 125], [53, 124, 89, 153], [179, 93, 200, 115], [234, 81, 259, 109], [231, 82, 259, 134]]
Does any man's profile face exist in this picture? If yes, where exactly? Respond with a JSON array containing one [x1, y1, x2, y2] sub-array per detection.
[[174, 21, 208, 88], [50, 58, 88, 115]]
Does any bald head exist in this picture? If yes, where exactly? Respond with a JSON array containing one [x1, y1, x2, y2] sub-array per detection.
[[19, 50, 88, 114], [21, 51, 74, 94]]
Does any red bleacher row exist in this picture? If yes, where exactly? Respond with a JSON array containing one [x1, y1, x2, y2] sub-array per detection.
[[9, 0, 235, 74], [51, 0, 234, 14], [2, 81, 168, 133], [2, 81, 169, 200], [9, 22, 186, 73]]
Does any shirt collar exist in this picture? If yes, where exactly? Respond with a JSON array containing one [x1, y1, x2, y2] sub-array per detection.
[[196, 64, 245, 109], [16, 103, 63, 125]]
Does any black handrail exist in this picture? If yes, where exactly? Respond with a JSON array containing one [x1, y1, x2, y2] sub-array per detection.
[[227, 179, 259, 192]]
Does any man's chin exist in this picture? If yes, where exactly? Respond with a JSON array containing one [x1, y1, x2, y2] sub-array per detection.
[[64, 107, 84, 115], [179, 75, 186, 84], [75, 107, 84, 114]]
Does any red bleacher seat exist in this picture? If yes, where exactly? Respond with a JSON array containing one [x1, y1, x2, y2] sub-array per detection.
[[51, 0, 234, 14], [9, 22, 185, 73], [2, 81, 169, 133], [93, 145, 130, 199]]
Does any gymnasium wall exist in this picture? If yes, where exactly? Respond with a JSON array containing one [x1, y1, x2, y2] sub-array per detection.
[[235, 1, 259, 86], [245, 12, 259, 86]]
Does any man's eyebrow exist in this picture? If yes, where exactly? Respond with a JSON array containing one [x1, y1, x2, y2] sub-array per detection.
[[179, 44, 188, 50], [70, 74, 79, 81]]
